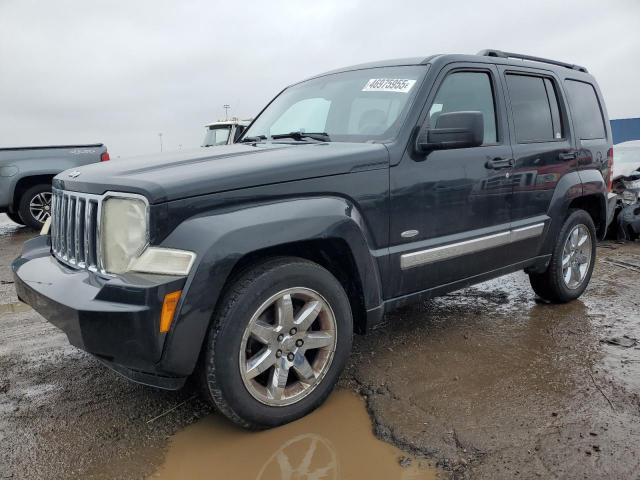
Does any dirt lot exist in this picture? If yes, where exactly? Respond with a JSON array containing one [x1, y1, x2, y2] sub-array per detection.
[[1, 213, 640, 479]]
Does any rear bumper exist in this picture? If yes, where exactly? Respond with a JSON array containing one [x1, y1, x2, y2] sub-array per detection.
[[12, 235, 188, 389]]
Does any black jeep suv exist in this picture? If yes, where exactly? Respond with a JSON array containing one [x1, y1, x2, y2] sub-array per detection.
[[13, 50, 613, 429]]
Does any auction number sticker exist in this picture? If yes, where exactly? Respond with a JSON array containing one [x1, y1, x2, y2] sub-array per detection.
[[362, 78, 416, 93]]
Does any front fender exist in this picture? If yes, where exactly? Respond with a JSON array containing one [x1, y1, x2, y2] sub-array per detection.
[[157, 196, 382, 376]]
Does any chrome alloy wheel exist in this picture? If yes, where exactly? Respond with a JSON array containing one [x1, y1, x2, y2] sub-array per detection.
[[239, 288, 337, 407], [562, 224, 592, 289], [29, 192, 52, 224]]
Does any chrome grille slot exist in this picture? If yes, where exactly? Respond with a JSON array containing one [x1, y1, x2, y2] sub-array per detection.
[[51, 188, 102, 271]]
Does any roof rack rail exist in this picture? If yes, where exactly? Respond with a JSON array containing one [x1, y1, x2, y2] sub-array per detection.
[[477, 49, 588, 73]]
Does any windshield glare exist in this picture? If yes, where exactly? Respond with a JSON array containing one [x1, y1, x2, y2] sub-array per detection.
[[243, 66, 427, 143]]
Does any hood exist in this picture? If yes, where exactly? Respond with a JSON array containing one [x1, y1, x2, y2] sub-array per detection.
[[53, 142, 389, 203]]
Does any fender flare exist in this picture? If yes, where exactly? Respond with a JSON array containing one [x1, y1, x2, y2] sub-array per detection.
[[576, 168, 608, 237], [538, 170, 607, 260], [157, 196, 383, 376]]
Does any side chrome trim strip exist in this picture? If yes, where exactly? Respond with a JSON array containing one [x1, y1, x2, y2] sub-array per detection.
[[400, 222, 545, 270], [510, 222, 545, 242]]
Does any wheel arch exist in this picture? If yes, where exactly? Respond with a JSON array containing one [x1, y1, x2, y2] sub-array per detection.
[[539, 171, 607, 259], [224, 238, 368, 334], [157, 196, 383, 377], [11, 174, 55, 212], [567, 193, 607, 239]]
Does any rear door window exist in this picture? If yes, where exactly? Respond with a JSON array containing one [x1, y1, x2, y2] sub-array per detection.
[[564, 80, 606, 140], [505, 74, 560, 143]]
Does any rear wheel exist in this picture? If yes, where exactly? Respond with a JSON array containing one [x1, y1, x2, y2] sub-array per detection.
[[199, 257, 353, 429], [5, 212, 24, 226], [18, 184, 52, 230], [529, 209, 596, 303]]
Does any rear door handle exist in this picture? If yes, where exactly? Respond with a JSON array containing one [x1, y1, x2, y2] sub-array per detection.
[[558, 152, 577, 161], [485, 157, 514, 170]]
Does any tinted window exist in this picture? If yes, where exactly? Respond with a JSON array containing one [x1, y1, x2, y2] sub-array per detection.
[[564, 80, 606, 140], [506, 74, 556, 143], [429, 72, 497, 144]]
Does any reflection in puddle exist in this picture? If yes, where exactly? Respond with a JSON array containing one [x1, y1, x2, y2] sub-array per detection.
[[0, 302, 31, 315], [151, 390, 438, 480]]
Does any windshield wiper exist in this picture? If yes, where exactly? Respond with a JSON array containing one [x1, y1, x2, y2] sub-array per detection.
[[241, 135, 267, 143], [271, 131, 331, 142]]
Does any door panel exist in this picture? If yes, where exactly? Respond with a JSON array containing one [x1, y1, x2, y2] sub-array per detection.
[[499, 67, 577, 261], [388, 64, 515, 298]]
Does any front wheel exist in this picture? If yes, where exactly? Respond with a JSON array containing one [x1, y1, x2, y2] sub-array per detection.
[[199, 257, 353, 429], [529, 209, 596, 303]]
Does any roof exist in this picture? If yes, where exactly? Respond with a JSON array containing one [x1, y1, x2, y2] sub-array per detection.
[[204, 119, 252, 128], [306, 50, 593, 82]]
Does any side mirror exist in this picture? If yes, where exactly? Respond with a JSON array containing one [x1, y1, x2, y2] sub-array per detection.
[[416, 111, 484, 153]]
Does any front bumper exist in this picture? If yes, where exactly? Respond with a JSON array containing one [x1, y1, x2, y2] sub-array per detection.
[[12, 235, 188, 389]]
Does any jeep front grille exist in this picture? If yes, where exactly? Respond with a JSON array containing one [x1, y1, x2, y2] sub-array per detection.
[[51, 188, 102, 271]]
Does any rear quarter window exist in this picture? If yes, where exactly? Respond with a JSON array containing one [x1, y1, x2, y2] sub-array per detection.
[[564, 80, 606, 140]]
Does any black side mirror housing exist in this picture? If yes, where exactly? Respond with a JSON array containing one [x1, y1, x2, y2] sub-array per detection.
[[417, 111, 484, 153]]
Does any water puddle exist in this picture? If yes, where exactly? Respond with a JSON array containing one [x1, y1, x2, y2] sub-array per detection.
[[0, 302, 31, 315], [150, 390, 439, 480]]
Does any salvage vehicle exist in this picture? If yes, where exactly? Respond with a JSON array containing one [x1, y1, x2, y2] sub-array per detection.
[[611, 141, 640, 204], [0, 144, 109, 229], [202, 119, 251, 147], [605, 141, 640, 239], [13, 50, 613, 429]]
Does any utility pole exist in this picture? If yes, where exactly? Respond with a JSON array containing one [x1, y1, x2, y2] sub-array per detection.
[[158, 133, 163, 152], [223, 104, 230, 121]]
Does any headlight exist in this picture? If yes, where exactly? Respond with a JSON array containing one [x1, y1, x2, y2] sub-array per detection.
[[100, 193, 196, 276], [101, 196, 148, 274]]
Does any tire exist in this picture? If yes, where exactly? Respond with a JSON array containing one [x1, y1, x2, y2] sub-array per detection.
[[18, 184, 52, 230], [199, 257, 353, 429], [529, 209, 596, 303], [5, 212, 25, 226]]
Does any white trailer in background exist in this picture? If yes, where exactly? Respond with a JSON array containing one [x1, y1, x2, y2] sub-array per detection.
[[202, 119, 252, 147]]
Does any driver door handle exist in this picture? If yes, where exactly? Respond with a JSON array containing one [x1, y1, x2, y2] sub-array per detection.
[[485, 157, 514, 170]]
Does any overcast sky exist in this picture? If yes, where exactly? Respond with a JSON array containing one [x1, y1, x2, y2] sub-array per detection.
[[1, 0, 638, 157]]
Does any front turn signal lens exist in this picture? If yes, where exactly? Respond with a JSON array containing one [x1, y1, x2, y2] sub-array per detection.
[[160, 290, 182, 333]]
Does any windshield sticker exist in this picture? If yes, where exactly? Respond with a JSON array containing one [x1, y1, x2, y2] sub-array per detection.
[[362, 78, 416, 93]]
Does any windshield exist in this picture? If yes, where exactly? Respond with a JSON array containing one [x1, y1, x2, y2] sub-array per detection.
[[242, 65, 428, 143], [202, 126, 231, 147]]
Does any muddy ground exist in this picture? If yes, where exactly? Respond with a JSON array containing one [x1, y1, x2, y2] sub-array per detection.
[[1, 212, 639, 479]]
